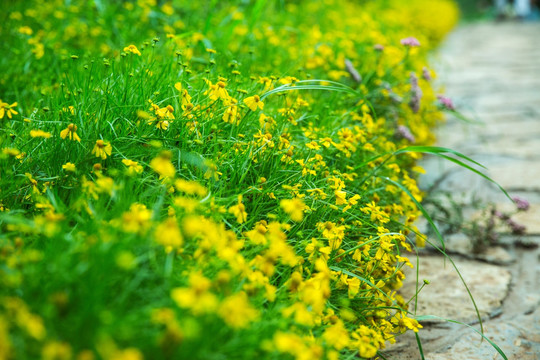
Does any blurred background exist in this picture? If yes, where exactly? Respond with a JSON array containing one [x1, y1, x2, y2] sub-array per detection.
[[456, 0, 540, 20]]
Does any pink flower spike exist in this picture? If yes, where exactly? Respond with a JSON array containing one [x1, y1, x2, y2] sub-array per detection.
[[512, 196, 530, 211], [400, 37, 420, 47], [437, 95, 455, 111], [422, 67, 432, 81]]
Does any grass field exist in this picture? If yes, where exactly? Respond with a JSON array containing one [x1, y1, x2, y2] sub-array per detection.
[[0, 1, 462, 359]]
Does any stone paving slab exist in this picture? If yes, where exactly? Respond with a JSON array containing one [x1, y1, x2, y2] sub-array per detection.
[[391, 20, 540, 360], [400, 256, 511, 323]]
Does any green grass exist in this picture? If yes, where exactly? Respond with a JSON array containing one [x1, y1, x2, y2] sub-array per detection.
[[0, 1, 508, 359]]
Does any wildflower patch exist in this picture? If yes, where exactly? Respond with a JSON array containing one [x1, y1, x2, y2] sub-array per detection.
[[0, 0, 460, 359]]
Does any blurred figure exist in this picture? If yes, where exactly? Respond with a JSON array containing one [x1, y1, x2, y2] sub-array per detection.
[[496, 0, 532, 18]]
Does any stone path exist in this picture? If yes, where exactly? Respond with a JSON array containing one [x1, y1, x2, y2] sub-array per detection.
[[384, 22, 540, 360]]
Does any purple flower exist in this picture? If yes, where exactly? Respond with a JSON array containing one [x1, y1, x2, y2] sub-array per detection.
[[400, 37, 420, 47], [374, 44, 385, 52], [507, 219, 526, 235], [512, 196, 530, 211], [422, 67, 432, 81], [437, 95, 455, 111], [409, 72, 422, 113], [493, 210, 508, 221], [396, 125, 416, 143]]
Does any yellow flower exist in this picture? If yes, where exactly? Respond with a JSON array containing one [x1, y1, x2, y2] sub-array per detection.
[[148, 102, 175, 129], [222, 103, 239, 124], [150, 151, 176, 180], [174, 83, 193, 107], [228, 195, 247, 224], [243, 95, 264, 111], [391, 312, 423, 333], [155, 218, 183, 248], [174, 179, 208, 197], [204, 79, 230, 101], [112, 348, 143, 360], [122, 203, 152, 234], [305, 141, 321, 150], [0, 100, 18, 119], [123, 44, 141, 56], [92, 139, 112, 159], [62, 162, 76, 172], [218, 292, 259, 329], [59, 124, 81, 142], [334, 189, 347, 205], [42, 341, 72, 360], [322, 321, 350, 350], [122, 159, 143, 175], [245, 220, 268, 245], [30, 129, 52, 138], [62, 106, 75, 115], [347, 277, 361, 298], [171, 273, 218, 314], [95, 176, 115, 195], [280, 198, 306, 222], [203, 160, 222, 180], [18, 26, 33, 35]]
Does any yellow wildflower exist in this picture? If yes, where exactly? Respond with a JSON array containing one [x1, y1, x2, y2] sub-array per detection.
[[391, 312, 423, 333], [112, 348, 143, 360], [322, 321, 350, 350], [334, 189, 347, 205], [347, 277, 361, 298], [150, 151, 176, 180], [122, 203, 152, 234], [228, 195, 247, 224], [62, 162, 76, 172], [203, 160, 222, 180], [122, 159, 143, 175], [62, 106, 75, 115], [171, 273, 218, 314], [155, 218, 183, 248], [116, 251, 136, 271], [244, 220, 268, 245], [306, 141, 321, 150], [18, 26, 33, 35], [223, 102, 239, 124], [205, 79, 230, 101], [0, 317, 11, 359], [95, 176, 115, 195], [59, 123, 81, 142], [244, 95, 264, 111], [92, 139, 112, 159], [174, 179, 208, 197], [282, 302, 316, 326], [320, 137, 334, 148], [0, 100, 18, 119], [218, 292, 259, 328], [123, 44, 141, 56], [42, 342, 72, 360], [148, 102, 175, 129], [30, 129, 52, 138], [175, 83, 193, 107], [280, 198, 306, 222]]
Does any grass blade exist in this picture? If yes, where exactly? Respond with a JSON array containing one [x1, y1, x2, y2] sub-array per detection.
[[394, 146, 512, 201], [382, 176, 445, 251], [415, 332, 426, 360], [415, 315, 507, 360]]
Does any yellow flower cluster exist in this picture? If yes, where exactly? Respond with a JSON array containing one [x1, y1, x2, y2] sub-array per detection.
[[0, 0, 459, 359]]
